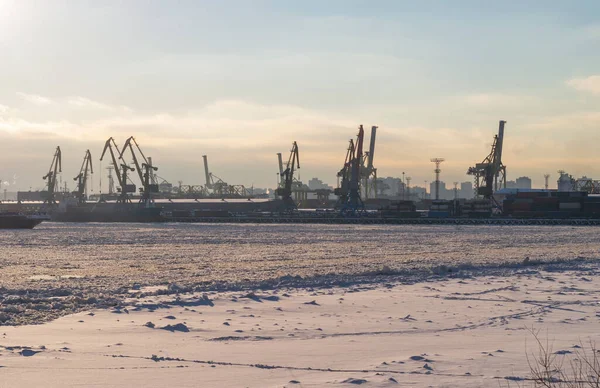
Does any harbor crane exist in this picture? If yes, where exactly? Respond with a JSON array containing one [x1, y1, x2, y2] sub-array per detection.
[[42, 146, 62, 205], [335, 125, 366, 215], [100, 137, 134, 203], [73, 149, 93, 205], [275, 141, 300, 209], [119, 136, 159, 206], [202, 155, 248, 198], [335, 138, 355, 206], [467, 120, 507, 200], [277, 152, 285, 187], [360, 126, 378, 199]]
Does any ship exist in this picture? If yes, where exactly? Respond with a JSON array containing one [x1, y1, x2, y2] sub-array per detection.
[[51, 201, 165, 223], [0, 213, 48, 229], [50, 198, 285, 223]]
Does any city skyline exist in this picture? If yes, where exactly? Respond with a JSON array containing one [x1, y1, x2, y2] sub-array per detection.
[[1, 1, 600, 191]]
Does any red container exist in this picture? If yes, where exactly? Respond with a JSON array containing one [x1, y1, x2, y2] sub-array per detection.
[[510, 202, 532, 211]]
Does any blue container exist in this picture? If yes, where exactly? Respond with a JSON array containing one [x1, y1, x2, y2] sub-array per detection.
[[428, 211, 450, 218]]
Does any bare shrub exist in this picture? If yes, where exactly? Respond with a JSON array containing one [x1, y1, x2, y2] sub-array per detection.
[[518, 329, 600, 387]]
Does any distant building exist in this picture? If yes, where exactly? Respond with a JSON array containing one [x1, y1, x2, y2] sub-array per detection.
[[430, 181, 454, 200], [409, 186, 427, 200], [461, 181, 473, 199], [381, 177, 402, 197], [308, 178, 333, 191], [516, 176, 532, 190]]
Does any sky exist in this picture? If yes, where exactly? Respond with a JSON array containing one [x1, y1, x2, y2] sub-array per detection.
[[1, 0, 600, 193]]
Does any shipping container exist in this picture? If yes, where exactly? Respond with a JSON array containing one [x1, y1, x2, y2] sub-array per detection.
[[510, 202, 532, 211], [193, 210, 230, 218], [171, 210, 192, 217], [428, 211, 450, 218], [559, 202, 581, 210], [514, 198, 534, 204]]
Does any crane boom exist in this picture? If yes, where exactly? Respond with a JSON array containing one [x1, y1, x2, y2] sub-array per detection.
[[336, 125, 365, 215], [100, 138, 123, 186], [350, 126, 364, 193], [119, 137, 158, 205], [119, 137, 145, 184], [367, 126, 377, 169], [202, 155, 212, 189], [277, 153, 284, 176]]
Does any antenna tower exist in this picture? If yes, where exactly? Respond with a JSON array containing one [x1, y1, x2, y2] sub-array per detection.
[[430, 158, 445, 200]]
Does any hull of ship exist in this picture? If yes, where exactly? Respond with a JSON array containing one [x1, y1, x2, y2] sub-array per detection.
[[52, 204, 164, 223], [0, 215, 45, 229]]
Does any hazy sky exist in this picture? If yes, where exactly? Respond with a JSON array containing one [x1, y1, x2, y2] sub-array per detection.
[[1, 0, 600, 192]]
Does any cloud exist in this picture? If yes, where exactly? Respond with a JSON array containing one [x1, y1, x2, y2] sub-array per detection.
[[16, 92, 53, 105], [0, 104, 8, 114], [566, 75, 600, 95], [67, 96, 112, 110], [453, 93, 539, 108], [1, 96, 599, 190], [67, 96, 133, 112]]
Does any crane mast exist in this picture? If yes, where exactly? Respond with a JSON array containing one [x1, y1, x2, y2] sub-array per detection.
[[275, 141, 300, 209], [42, 146, 62, 205], [73, 149, 93, 205]]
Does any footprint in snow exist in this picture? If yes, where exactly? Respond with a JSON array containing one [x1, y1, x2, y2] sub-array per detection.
[[20, 349, 41, 357], [341, 378, 368, 385]]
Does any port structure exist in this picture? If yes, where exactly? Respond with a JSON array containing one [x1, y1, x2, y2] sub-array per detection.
[[73, 150, 93, 205], [106, 165, 115, 195], [42, 146, 62, 206], [119, 136, 159, 207], [544, 174, 550, 190], [430, 158, 445, 200], [202, 155, 248, 198], [335, 125, 366, 216], [100, 137, 134, 203], [467, 120, 507, 199], [360, 126, 378, 199], [275, 141, 300, 210]]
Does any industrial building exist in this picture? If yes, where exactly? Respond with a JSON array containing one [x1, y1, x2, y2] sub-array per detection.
[[9, 118, 600, 224]]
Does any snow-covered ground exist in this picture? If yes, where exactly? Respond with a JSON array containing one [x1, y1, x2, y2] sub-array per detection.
[[2, 259, 599, 387]]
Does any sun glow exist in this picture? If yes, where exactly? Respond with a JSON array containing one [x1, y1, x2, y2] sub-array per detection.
[[0, 0, 23, 36]]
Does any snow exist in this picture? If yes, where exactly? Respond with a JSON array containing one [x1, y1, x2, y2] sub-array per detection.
[[2, 261, 600, 387]]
